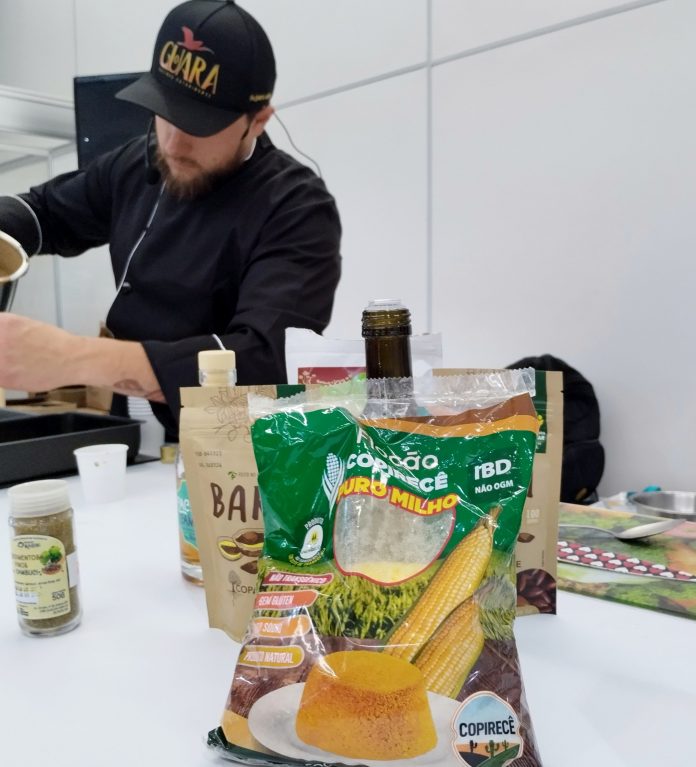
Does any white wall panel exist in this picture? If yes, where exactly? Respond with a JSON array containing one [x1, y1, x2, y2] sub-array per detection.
[[0, 0, 75, 99], [49, 151, 117, 337], [432, 0, 696, 493], [432, 0, 666, 58], [74, 0, 172, 75], [57, 242, 115, 336], [269, 71, 429, 340], [243, 0, 427, 104]]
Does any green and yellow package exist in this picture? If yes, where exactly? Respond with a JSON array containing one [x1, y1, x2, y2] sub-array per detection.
[[211, 371, 543, 767]]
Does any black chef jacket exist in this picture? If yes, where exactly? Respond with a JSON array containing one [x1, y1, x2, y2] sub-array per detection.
[[0, 132, 342, 437]]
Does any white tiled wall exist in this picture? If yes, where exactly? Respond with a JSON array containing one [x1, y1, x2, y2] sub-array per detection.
[[0, 0, 694, 495]]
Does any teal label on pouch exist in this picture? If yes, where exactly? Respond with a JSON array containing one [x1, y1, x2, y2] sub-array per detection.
[[177, 480, 197, 548]]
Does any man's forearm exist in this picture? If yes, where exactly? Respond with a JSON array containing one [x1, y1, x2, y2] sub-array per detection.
[[76, 336, 165, 402], [0, 313, 164, 402]]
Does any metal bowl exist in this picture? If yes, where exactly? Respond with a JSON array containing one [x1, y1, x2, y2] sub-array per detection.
[[1, 230, 29, 311], [1, 280, 18, 312], [631, 490, 696, 520]]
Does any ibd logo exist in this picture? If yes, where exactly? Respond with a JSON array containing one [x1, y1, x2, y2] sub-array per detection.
[[159, 26, 219, 96]]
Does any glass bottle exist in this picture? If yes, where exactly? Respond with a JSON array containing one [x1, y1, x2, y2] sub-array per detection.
[[177, 349, 237, 584], [362, 298, 416, 417], [7, 479, 82, 637]]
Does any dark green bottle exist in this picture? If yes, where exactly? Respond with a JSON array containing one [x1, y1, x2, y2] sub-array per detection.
[[362, 299, 416, 416]]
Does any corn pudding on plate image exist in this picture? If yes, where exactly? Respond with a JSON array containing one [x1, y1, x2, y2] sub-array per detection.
[[247, 681, 461, 766], [209, 372, 544, 767]]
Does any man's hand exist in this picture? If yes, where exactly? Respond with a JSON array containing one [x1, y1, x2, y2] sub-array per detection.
[[0, 313, 164, 402], [0, 313, 80, 390]]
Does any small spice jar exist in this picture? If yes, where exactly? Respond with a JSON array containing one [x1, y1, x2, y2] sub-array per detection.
[[7, 479, 82, 637]]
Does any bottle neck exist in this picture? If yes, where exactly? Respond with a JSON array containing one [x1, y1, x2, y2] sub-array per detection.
[[364, 335, 413, 380], [364, 334, 415, 415], [362, 300, 415, 415]]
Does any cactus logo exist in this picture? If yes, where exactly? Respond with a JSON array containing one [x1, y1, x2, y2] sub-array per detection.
[[452, 692, 522, 766], [299, 524, 323, 561]]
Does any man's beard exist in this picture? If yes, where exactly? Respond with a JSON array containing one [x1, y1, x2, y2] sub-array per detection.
[[155, 145, 248, 200]]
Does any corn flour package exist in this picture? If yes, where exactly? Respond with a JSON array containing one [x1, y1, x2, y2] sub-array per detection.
[[209, 372, 543, 766]]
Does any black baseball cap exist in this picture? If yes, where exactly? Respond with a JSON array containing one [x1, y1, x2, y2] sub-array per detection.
[[116, 0, 275, 137]]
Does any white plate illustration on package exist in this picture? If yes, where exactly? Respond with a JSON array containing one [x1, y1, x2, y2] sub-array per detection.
[[247, 682, 462, 767]]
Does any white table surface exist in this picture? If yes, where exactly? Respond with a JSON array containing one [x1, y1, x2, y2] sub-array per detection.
[[1, 461, 694, 767]]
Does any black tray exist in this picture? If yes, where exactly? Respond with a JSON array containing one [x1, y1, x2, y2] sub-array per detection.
[[0, 408, 33, 422], [0, 411, 141, 486]]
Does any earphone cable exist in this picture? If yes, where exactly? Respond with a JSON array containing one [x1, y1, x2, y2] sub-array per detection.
[[272, 112, 323, 179]]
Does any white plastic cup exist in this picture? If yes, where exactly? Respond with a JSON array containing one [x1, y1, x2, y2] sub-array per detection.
[[73, 444, 128, 504], [127, 396, 165, 457]]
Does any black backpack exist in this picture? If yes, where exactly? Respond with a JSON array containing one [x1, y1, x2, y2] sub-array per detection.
[[507, 354, 605, 504]]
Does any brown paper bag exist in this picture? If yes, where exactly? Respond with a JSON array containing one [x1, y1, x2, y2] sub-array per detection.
[[435, 369, 563, 615], [514, 370, 562, 615], [179, 384, 301, 641]]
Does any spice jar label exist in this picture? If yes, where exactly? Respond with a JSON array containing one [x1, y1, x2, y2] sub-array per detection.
[[11, 535, 71, 620]]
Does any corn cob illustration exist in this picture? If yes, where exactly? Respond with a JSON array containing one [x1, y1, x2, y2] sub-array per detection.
[[413, 597, 484, 697], [322, 453, 345, 510], [383, 512, 495, 662]]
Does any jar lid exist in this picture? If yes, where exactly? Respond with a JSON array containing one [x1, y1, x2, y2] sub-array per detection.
[[160, 444, 177, 464], [363, 298, 407, 313], [7, 479, 71, 517], [198, 349, 236, 372]]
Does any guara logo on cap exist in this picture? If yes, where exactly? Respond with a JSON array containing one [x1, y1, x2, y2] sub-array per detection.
[[159, 26, 220, 97]]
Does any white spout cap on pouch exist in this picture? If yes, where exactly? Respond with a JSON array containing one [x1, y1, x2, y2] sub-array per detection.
[[198, 349, 236, 372], [0, 230, 29, 283], [198, 349, 237, 387]]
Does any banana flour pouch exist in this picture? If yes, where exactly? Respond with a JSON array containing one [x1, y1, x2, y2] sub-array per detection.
[[210, 371, 543, 767], [179, 383, 302, 642]]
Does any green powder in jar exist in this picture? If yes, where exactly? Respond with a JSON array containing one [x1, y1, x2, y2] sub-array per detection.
[[8, 480, 82, 637]]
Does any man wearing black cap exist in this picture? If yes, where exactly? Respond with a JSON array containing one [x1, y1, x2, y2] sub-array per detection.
[[0, 0, 341, 438]]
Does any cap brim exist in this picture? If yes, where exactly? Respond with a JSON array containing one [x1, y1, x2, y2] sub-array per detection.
[[115, 73, 245, 138]]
